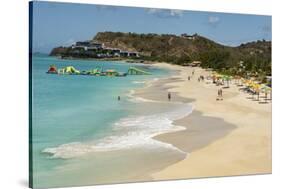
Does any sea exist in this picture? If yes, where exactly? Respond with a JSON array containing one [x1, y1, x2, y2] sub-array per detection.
[[31, 54, 193, 188]]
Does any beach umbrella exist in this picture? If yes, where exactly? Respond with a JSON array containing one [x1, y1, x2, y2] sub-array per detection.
[[246, 80, 256, 99], [260, 85, 267, 102], [239, 78, 245, 86], [233, 76, 238, 84], [224, 75, 231, 87], [212, 73, 220, 83], [264, 86, 272, 100], [242, 78, 246, 86], [260, 85, 271, 102], [244, 79, 252, 87], [252, 83, 261, 101]]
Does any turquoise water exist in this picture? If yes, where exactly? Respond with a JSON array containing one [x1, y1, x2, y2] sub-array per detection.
[[31, 55, 191, 188]]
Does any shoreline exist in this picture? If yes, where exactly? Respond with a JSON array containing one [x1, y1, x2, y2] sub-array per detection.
[[33, 58, 272, 187], [50, 55, 157, 64], [134, 63, 237, 153], [135, 63, 271, 180]]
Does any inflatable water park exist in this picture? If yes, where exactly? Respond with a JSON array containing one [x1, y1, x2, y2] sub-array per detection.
[[46, 65, 151, 77]]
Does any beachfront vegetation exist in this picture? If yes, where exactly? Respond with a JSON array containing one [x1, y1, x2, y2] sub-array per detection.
[[50, 32, 271, 78]]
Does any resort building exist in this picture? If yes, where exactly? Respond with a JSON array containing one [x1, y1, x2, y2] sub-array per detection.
[[120, 51, 128, 57], [70, 40, 139, 58], [72, 41, 104, 50], [120, 51, 139, 57], [128, 52, 139, 57]]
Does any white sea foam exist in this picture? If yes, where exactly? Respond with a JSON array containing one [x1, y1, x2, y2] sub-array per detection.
[[132, 80, 146, 84], [146, 77, 159, 87], [128, 95, 156, 103], [127, 89, 157, 103], [43, 104, 193, 159]]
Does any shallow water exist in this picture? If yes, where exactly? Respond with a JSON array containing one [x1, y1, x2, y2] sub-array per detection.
[[31, 55, 192, 188]]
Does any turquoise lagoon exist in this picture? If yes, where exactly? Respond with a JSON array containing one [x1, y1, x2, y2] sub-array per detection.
[[31, 55, 192, 188]]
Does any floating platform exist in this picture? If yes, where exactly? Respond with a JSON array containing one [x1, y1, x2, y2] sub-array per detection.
[[46, 65, 150, 77], [127, 67, 151, 75]]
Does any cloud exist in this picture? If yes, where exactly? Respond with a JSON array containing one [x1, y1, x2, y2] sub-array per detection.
[[207, 16, 220, 28], [146, 8, 184, 18]]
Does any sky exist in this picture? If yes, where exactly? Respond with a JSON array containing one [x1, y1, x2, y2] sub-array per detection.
[[31, 1, 272, 53]]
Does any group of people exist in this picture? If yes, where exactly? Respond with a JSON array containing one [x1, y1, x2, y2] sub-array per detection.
[[188, 70, 195, 81], [117, 69, 223, 102], [198, 75, 205, 82], [190, 69, 224, 101]]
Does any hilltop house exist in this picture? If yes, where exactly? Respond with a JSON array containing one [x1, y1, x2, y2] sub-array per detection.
[[181, 33, 197, 40]]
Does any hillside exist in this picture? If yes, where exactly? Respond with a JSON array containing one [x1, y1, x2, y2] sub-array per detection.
[[93, 32, 223, 63], [50, 32, 271, 77]]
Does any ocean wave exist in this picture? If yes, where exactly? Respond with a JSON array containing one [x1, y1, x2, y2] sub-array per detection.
[[132, 80, 146, 84], [127, 89, 158, 103], [128, 96, 156, 103], [146, 77, 159, 87], [42, 104, 193, 159]]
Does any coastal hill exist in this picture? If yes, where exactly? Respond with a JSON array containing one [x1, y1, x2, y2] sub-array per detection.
[[50, 32, 271, 77], [93, 32, 221, 63]]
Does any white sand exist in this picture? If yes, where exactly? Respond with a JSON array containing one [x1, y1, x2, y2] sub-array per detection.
[[150, 64, 271, 179]]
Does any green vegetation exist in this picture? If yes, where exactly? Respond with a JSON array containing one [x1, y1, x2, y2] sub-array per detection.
[[50, 32, 271, 77]]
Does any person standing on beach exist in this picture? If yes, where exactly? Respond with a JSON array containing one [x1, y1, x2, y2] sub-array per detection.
[[118, 96, 121, 101], [219, 88, 223, 100], [188, 76, 190, 81], [168, 92, 171, 101], [217, 88, 223, 100]]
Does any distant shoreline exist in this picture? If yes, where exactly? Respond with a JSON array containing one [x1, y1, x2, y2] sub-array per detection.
[[50, 55, 158, 64]]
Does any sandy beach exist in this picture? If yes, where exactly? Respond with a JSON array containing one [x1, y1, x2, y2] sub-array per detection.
[[135, 63, 272, 180]]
